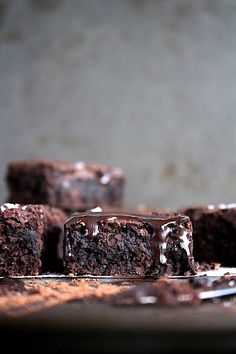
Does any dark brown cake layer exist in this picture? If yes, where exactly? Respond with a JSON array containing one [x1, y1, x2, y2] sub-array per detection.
[[179, 203, 236, 266], [0, 203, 45, 276], [6, 159, 125, 212], [64, 211, 195, 276], [0, 203, 68, 275]]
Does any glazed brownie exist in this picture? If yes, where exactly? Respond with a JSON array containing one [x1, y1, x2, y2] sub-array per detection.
[[6, 159, 125, 212], [42, 205, 68, 273], [0, 203, 45, 276], [64, 211, 195, 276], [179, 203, 236, 266]]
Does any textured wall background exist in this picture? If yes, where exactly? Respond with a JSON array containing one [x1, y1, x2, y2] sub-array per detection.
[[0, 0, 236, 209]]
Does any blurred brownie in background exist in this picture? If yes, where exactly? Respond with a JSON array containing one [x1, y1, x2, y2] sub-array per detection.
[[100, 204, 173, 215], [178, 203, 236, 266], [6, 159, 126, 212]]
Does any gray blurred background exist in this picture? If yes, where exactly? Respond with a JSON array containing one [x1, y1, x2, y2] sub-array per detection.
[[0, 0, 236, 210]]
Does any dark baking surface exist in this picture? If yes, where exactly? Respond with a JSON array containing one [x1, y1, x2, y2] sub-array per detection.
[[0, 276, 236, 354]]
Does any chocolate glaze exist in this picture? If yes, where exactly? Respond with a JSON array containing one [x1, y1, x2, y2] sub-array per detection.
[[65, 211, 194, 274]]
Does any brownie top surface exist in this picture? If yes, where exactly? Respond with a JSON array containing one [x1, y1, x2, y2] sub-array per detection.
[[0, 203, 69, 226], [65, 210, 190, 229], [0, 204, 45, 232], [7, 159, 125, 179], [0, 203, 44, 214], [0, 203, 21, 212]]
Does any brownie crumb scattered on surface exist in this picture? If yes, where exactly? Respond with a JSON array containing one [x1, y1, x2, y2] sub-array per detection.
[[197, 262, 221, 272], [110, 276, 236, 306], [0, 276, 235, 316], [0, 278, 28, 296], [0, 279, 129, 316]]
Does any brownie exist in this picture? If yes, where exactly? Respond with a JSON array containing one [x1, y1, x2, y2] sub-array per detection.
[[64, 211, 195, 276], [0, 203, 45, 276], [179, 203, 236, 266], [42, 205, 68, 273], [6, 159, 125, 212], [0, 203, 69, 276]]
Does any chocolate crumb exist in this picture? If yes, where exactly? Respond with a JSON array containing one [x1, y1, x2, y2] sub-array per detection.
[[110, 279, 200, 306], [0, 278, 31, 296]]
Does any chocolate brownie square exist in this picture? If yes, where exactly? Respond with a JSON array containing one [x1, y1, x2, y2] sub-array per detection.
[[64, 211, 195, 276], [0, 203, 45, 276], [179, 203, 236, 266], [6, 159, 126, 212]]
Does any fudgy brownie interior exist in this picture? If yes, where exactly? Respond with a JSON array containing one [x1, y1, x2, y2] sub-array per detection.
[[0, 204, 44, 276], [64, 212, 195, 277]]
